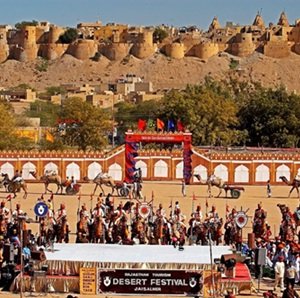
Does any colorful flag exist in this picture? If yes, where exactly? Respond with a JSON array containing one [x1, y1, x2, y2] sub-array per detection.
[[137, 119, 147, 132], [49, 193, 54, 201], [167, 119, 175, 132], [6, 194, 12, 201], [45, 131, 54, 143], [177, 120, 184, 132], [226, 204, 230, 213], [156, 118, 165, 131], [147, 119, 155, 131]]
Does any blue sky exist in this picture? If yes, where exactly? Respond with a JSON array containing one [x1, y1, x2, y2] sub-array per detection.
[[1, 0, 300, 29]]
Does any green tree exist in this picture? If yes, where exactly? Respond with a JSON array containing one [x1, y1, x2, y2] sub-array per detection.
[[15, 20, 38, 29], [59, 28, 78, 44], [59, 97, 111, 150], [153, 27, 169, 43], [238, 86, 300, 147], [0, 103, 34, 150], [159, 82, 241, 146], [25, 100, 60, 127]]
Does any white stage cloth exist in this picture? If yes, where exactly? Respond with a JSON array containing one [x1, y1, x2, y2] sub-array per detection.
[[45, 244, 232, 265]]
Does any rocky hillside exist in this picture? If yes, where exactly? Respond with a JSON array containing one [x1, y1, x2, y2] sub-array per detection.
[[1, 51, 300, 93]]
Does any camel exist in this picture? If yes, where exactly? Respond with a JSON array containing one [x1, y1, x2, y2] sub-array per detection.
[[92, 172, 115, 195], [279, 176, 300, 198], [1, 173, 28, 199], [30, 171, 63, 194], [194, 174, 225, 197]]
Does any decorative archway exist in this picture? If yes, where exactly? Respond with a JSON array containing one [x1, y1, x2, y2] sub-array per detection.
[[22, 162, 36, 179], [0, 162, 14, 179], [276, 164, 290, 182], [66, 162, 80, 180], [214, 164, 228, 181], [135, 160, 147, 178], [44, 162, 58, 174], [88, 162, 102, 180], [255, 164, 270, 182], [154, 160, 168, 178], [193, 164, 208, 182], [108, 163, 122, 181], [125, 131, 192, 183], [234, 165, 249, 183]]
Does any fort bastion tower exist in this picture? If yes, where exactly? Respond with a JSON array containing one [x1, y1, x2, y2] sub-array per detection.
[[15, 26, 38, 61], [45, 25, 67, 60], [0, 27, 9, 63], [130, 30, 156, 59], [100, 30, 130, 61]]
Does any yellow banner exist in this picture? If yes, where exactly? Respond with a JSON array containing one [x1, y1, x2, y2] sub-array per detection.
[[80, 267, 96, 295], [203, 270, 221, 297], [15, 129, 39, 143]]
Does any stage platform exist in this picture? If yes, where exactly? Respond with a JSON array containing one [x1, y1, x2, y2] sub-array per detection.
[[10, 244, 254, 295], [40, 244, 232, 274]]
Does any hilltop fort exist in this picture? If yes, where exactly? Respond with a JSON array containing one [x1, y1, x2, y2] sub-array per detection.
[[0, 12, 300, 63]]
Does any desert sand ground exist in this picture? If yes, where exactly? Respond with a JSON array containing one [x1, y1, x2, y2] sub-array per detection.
[[1, 181, 299, 298]]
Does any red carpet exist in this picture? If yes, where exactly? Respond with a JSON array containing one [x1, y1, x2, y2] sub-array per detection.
[[221, 262, 252, 282]]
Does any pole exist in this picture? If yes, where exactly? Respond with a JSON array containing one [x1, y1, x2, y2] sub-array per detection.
[[19, 216, 25, 298], [112, 95, 115, 149], [208, 226, 216, 298]]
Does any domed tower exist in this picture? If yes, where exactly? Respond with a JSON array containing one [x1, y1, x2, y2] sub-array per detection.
[[278, 11, 289, 27], [67, 39, 98, 60], [0, 27, 9, 63], [209, 17, 221, 32], [253, 12, 265, 28], [194, 41, 219, 59], [130, 29, 156, 59], [230, 33, 255, 57]]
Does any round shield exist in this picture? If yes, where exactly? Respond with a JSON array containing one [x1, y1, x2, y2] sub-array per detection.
[[34, 202, 48, 217], [138, 203, 151, 219], [235, 211, 248, 229]]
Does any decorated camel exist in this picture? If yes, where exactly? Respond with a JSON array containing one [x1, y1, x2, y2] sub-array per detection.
[[279, 176, 300, 198], [92, 172, 116, 195], [1, 173, 28, 199], [194, 174, 225, 197], [30, 171, 63, 194]]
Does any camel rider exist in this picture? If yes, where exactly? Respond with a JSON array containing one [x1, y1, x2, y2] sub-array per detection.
[[295, 173, 300, 181], [208, 173, 216, 183], [12, 170, 22, 183], [65, 177, 71, 187], [45, 169, 57, 176], [71, 176, 76, 189]]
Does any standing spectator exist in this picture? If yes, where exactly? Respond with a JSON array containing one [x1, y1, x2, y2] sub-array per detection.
[[274, 256, 285, 292], [285, 262, 298, 289], [181, 179, 186, 197], [267, 180, 272, 198]]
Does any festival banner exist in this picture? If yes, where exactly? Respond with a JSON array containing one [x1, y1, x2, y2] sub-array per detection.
[[98, 269, 202, 295]]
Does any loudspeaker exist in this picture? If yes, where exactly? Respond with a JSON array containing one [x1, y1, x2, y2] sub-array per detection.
[[31, 251, 46, 261], [221, 254, 236, 263], [3, 244, 14, 262], [255, 248, 267, 266]]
